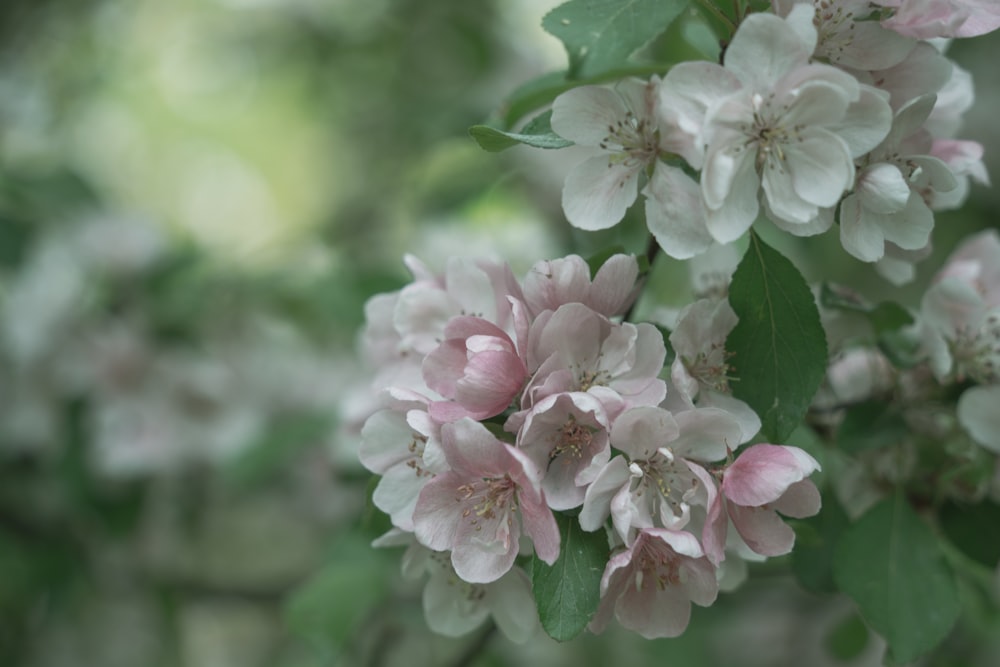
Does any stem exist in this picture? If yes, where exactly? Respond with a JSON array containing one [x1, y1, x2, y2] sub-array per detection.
[[696, 0, 737, 30], [623, 235, 661, 323]]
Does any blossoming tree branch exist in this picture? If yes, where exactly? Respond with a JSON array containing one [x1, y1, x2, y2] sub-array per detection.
[[357, 0, 1000, 662]]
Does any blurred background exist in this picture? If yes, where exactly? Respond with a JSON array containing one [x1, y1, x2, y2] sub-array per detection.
[[0, 1, 998, 666]]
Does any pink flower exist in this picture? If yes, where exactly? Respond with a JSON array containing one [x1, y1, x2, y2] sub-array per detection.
[[520, 303, 666, 421], [704, 444, 821, 563], [772, 0, 916, 70], [423, 308, 530, 422], [522, 253, 639, 318], [875, 0, 1000, 39], [579, 406, 738, 543], [412, 418, 560, 583], [589, 528, 718, 639], [516, 392, 612, 511]]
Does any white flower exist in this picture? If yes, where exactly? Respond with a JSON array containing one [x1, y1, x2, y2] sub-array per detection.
[[551, 78, 665, 231], [675, 7, 892, 243], [772, 0, 916, 70], [839, 95, 957, 262]]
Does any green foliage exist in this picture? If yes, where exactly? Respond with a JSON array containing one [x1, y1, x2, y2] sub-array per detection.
[[834, 493, 962, 664], [285, 533, 393, 660], [469, 110, 574, 152], [825, 611, 870, 662], [542, 0, 692, 78], [222, 413, 334, 490], [837, 401, 908, 455], [727, 232, 828, 443], [531, 514, 610, 641], [939, 500, 1000, 569], [791, 495, 849, 594]]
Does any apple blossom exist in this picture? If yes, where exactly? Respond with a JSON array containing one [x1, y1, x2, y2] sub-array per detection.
[[874, 0, 1000, 39], [704, 444, 822, 562], [589, 528, 718, 639], [412, 418, 560, 583]]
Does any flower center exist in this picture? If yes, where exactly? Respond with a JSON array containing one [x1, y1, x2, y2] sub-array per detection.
[[634, 539, 682, 591], [405, 434, 433, 478], [953, 311, 1000, 383], [599, 110, 660, 169], [740, 94, 806, 174], [550, 417, 595, 463], [457, 475, 517, 526]]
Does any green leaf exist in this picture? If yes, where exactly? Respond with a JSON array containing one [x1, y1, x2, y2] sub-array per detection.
[[833, 493, 961, 664], [726, 233, 828, 443], [469, 110, 573, 152], [532, 514, 610, 641], [825, 611, 870, 662], [791, 495, 849, 594], [285, 533, 392, 656], [837, 401, 907, 455], [819, 283, 914, 335], [542, 0, 692, 78], [583, 245, 650, 279], [939, 500, 1000, 569]]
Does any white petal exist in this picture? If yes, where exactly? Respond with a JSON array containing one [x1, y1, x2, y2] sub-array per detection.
[[958, 385, 1000, 453], [858, 163, 910, 214], [551, 85, 630, 146], [702, 144, 759, 243], [561, 155, 640, 230], [785, 129, 854, 208], [642, 165, 713, 259], [725, 11, 814, 88]]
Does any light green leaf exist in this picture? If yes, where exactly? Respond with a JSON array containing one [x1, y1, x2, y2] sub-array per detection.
[[833, 494, 961, 664], [542, 0, 692, 78], [531, 514, 610, 641], [726, 233, 828, 443], [469, 110, 573, 152]]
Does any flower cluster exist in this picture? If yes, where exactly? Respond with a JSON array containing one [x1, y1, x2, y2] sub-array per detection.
[[552, 1, 990, 281], [359, 253, 821, 640]]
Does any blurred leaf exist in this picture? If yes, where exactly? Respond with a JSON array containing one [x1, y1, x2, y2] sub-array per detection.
[[223, 413, 333, 490], [792, 495, 849, 594], [834, 493, 961, 664], [469, 110, 573, 152], [939, 500, 1000, 569], [727, 232, 828, 443], [542, 0, 691, 78], [819, 283, 914, 334], [825, 611, 870, 662], [837, 401, 907, 455], [532, 514, 609, 641], [285, 532, 392, 658]]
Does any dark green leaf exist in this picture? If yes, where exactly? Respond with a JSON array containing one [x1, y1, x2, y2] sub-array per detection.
[[837, 401, 907, 455], [532, 514, 609, 641], [833, 493, 961, 664], [542, 0, 691, 78], [469, 110, 573, 152], [939, 500, 1000, 569], [792, 496, 849, 594], [726, 233, 828, 443]]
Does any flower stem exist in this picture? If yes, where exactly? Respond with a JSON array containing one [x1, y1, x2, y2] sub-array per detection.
[[697, 0, 737, 30]]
